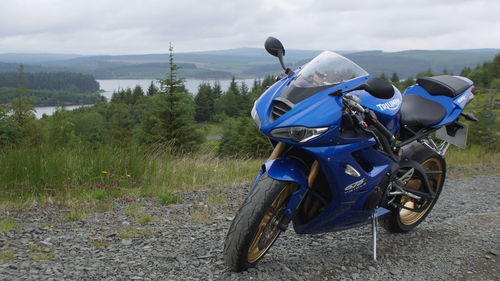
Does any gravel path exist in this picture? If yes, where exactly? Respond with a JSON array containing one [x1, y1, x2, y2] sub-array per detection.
[[1, 175, 499, 281]]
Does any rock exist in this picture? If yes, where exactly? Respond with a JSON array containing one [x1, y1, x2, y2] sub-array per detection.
[[1, 176, 499, 280], [121, 239, 132, 245]]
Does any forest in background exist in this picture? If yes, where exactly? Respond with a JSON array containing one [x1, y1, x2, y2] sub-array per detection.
[[0, 46, 498, 206], [0, 69, 101, 106]]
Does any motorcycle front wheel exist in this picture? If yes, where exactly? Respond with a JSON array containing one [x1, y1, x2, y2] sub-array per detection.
[[223, 173, 297, 272]]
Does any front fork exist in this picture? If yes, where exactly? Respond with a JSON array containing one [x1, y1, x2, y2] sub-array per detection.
[[258, 142, 321, 229]]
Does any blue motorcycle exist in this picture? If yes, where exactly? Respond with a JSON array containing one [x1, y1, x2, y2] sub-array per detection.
[[224, 37, 477, 272]]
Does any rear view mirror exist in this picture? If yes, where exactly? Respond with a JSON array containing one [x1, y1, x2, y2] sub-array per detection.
[[264, 36, 291, 75], [264, 37, 285, 57]]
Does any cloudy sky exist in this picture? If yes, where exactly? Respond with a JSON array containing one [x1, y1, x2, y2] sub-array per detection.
[[0, 0, 499, 55]]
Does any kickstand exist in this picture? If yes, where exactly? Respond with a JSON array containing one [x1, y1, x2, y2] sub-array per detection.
[[371, 211, 377, 262]]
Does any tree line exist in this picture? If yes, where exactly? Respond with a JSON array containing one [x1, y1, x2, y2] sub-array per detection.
[[0, 49, 497, 158], [0, 67, 101, 106], [0, 69, 99, 92]]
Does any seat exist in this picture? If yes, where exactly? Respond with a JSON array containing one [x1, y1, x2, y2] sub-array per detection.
[[401, 94, 446, 127], [416, 75, 470, 98]]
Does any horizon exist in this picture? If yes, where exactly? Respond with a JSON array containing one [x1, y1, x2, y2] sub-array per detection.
[[1, 47, 499, 57]]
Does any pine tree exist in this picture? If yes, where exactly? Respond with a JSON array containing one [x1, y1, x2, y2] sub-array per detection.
[[138, 43, 202, 152], [379, 73, 387, 80], [194, 82, 214, 122], [11, 64, 35, 127], [146, 81, 158, 96], [158, 43, 186, 94], [390, 72, 400, 83]]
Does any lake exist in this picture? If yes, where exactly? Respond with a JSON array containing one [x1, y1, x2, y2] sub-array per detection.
[[34, 78, 256, 118]]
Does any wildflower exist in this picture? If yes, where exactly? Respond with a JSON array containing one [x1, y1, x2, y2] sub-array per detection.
[[127, 174, 132, 178], [101, 171, 108, 174]]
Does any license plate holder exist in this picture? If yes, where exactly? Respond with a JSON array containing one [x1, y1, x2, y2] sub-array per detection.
[[436, 123, 468, 148]]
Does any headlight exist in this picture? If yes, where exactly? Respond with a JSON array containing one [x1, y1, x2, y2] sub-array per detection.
[[251, 102, 261, 127], [270, 126, 329, 143]]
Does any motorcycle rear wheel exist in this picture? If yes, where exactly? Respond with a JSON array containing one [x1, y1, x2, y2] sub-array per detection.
[[223, 173, 296, 272], [383, 149, 446, 233]]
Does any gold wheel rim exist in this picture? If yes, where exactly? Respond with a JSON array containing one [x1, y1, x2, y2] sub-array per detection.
[[399, 158, 443, 226], [247, 183, 296, 263]]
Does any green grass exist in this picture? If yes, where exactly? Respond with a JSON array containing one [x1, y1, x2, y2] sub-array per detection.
[[30, 253, 55, 261], [124, 202, 145, 216], [0, 250, 16, 260], [158, 191, 182, 205], [118, 230, 137, 239], [207, 192, 228, 205], [191, 208, 213, 223], [118, 227, 153, 239], [137, 214, 153, 223], [0, 144, 262, 205], [60, 210, 88, 222], [0, 217, 17, 232]]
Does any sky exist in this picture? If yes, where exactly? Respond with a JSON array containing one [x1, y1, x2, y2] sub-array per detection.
[[0, 0, 499, 55]]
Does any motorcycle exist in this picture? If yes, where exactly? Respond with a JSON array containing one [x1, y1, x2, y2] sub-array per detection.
[[223, 37, 477, 272]]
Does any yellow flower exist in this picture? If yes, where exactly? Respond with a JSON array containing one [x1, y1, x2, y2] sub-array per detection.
[[101, 171, 108, 174], [127, 174, 132, 178]]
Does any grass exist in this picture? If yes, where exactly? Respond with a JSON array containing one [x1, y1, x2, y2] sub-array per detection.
[[0, 144, 262, 205], [137, 214, 153, 223], [26, 243, 55, 260], [60, 210, 88, 222], [124, 202, 144, 216], [158, 191, 182, 205], [0, 250, 16, 260], [30, 253, 55, 261], [191, 208, 213, 223], [0, 217, 17, 232], [118, 230, 137, 239], [207, 192, 228, 205], [118, 227, 153, 239]]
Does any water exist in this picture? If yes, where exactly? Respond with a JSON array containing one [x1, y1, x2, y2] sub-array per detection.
[[34, 78, 256, 118]]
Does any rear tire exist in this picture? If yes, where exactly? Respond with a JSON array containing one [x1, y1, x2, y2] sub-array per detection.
[[383, 147, 446, 233], [223, 174, 296, 272]]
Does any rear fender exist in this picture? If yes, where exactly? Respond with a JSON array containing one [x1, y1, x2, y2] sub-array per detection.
[[263, 158, 309, 217]]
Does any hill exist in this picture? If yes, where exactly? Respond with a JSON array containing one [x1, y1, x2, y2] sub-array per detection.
[[0, 48, 497, 79]]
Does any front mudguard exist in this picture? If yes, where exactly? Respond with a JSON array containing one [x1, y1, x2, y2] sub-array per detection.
[[258, 158, 309, 217]]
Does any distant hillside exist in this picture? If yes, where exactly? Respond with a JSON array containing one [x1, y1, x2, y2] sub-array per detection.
[[0, 48, 497, 79], [0, 71, 101, 106]]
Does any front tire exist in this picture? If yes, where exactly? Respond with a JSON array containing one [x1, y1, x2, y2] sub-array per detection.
[[383, 148, 446, 233], [223, 174, 296, 272]]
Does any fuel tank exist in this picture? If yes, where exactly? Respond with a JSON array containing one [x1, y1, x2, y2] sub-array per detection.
[[356, 86, 402, 133]]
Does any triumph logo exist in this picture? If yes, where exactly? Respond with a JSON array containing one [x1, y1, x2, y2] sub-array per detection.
[[376, 99, 401, 111], [345, 178, 366, 192]]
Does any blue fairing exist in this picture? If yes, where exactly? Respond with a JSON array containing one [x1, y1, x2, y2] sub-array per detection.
[[251, 51, 473, 235]]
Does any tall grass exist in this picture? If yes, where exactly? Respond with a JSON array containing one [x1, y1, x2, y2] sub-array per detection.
[[0, 144, 262, 203]]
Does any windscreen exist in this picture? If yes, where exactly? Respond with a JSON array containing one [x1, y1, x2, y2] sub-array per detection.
[[294, 51, 368, 88]]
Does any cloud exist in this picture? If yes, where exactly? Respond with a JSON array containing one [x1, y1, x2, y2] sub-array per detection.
[[0, 0, 498, 54]]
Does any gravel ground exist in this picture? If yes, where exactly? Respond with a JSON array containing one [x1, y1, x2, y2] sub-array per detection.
[[0, 175, 499, 281]]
